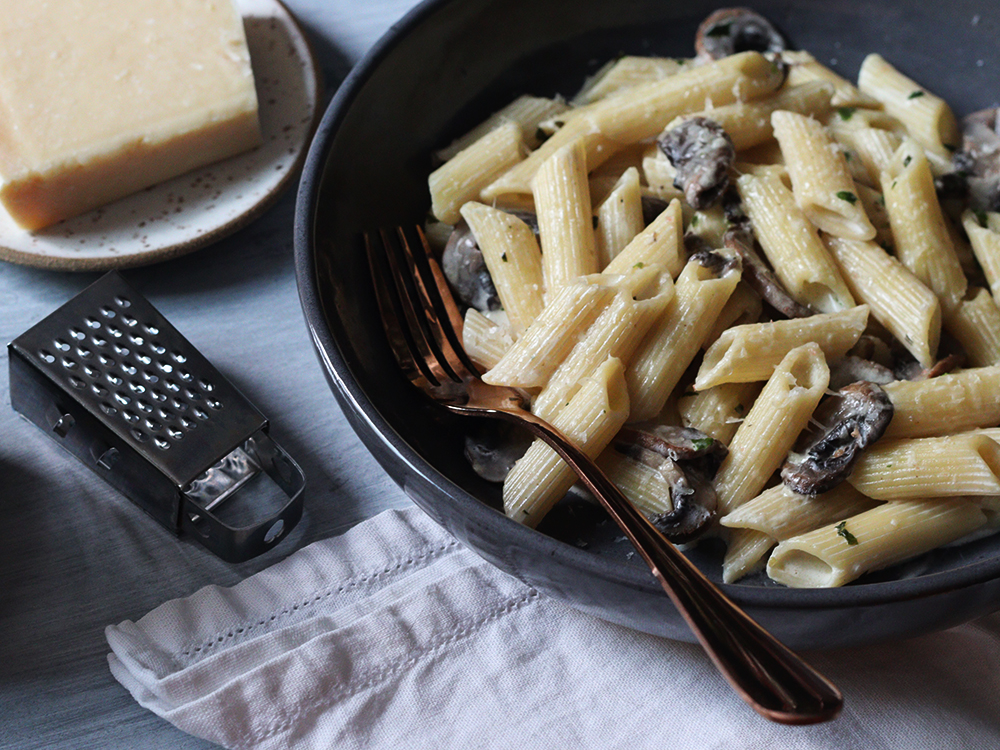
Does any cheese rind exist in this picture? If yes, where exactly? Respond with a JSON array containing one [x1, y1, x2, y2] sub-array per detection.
[[0, 0, 262, 231]]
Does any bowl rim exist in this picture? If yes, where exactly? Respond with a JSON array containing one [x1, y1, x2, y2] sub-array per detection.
[[293, 0, 1000, 613]]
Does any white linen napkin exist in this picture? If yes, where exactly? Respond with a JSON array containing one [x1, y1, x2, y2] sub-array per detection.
[[107, 506, 1000, 750]]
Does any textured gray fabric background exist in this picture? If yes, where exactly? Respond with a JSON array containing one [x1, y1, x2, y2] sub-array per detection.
[[0, 2, 419, 747]]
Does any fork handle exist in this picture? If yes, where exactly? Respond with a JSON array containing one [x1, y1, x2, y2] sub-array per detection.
[[508, 411, 843, 725]]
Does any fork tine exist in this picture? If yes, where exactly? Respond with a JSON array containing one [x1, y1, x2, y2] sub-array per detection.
[[378, 227, 463, 386], [399, 225, 482, 380], [365, 229, 442, 389]]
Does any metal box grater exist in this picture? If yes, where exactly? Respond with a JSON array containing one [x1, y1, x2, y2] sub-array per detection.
[[8, 271, 305, 562]]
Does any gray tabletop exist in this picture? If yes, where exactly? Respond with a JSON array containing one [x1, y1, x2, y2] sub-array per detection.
[[0, 2, 421, 747]]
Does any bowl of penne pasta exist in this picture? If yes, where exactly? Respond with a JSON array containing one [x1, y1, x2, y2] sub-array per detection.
[[296, 0, 1000, 649]]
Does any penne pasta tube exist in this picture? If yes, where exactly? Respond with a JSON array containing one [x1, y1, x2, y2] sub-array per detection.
[[483, 279, 614, 388], [695, 305, 868, 390], [736, 170, 856, 312], [853, 182, 893, 249], [857, 53, 961, 161], [943, 288, 1000, 367], [532, 267, 674, 423], [883, 366, 1000, 438], [767, 499, 986, 588], [782, 49, 882, 108], [641, 145, 685, 203], [772, 109, 876, 241], [881, 139, 967, 313], [713, 343, 830, 515], [829, 125, 902, 189], [722, 482, 878, 540], [429, 121, 525, 225], [848, 434, 1000, 499], [593, 166, 644, 267], [596, 448, 673, 517], [702, 281, 762, 348], [459, 202, 544, 335], [435, 95, 569, 162], [722, 529, 774, 584], [482, 51, 786, 199], [532, 139, 599, 291], [678, 381, 761, 445], [604, 197, 685, 278], [573, 56, 690, 105], [963, 210, 1000, 306], [462, 309, 514, 370], [825, 236, 941, 367], [664, 80, 835, 151], [504, 356, 630, 527], [625, 255, 741, 421]]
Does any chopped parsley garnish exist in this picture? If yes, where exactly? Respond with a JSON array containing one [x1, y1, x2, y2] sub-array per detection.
[[903, 155, 912, 167], [836, 191, 858, 204], [501, 252, 508, 262], [835, 521, 859, 545], [690, 214, 700, 228], [908, 90, 925, 99], [691, 437, 715, 452], [876, 194, 886, 207], [633, 261, 645, 269], [706, 22, 733, 37], [837, 107, 856, 121], [976, 210, 989, 228]]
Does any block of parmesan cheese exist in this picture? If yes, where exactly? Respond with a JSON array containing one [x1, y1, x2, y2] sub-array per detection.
[[0, 0, 262, 231]]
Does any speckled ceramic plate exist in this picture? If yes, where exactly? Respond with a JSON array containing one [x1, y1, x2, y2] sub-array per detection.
[[0, 0, 320, 271]]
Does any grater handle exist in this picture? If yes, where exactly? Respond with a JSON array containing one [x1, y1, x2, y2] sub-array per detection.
[[181, 431, 305, 562]]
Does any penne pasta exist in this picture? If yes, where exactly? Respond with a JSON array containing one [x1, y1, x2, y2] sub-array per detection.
[[713, 343, 830, 515], [883, 366, 1000, 439], [593, 166, 644, 267], [825, 235, 941, 367], [880, 138, 967, 313], [459, 202, 544, 335], [767, 499, 986, 588], [532, 139, 599, 291], [858, 53, 961, 162], [736, 169, 856, 312], [848, 433, 1000, 500], [429, 121, 525, 224], [625, 255, 741, 421], [503, 356, 630, 527], [772, 109, 876, 241], [695, 305, 868, 390]]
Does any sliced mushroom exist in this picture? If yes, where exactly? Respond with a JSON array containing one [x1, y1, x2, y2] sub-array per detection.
[[893, 351, 965, 382], [828, 355, 895, 390], [781, 381, 894, 495], [617, 424, 728, 474], [442, 210, 540, 313], [723, 227, 813, 318], [690, 247, 742, 277], [955, 106, 1000, 212], [613, 425, 726, 542], [695, 8, 787, 61], [463, 421, 532, 483], [442, 220, 501, 312], [657, 117, 736, 210]]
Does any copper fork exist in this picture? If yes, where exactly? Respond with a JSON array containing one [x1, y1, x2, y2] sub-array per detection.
[[365, 225, 842, 724]]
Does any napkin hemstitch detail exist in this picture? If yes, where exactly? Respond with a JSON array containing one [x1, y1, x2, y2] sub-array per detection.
[[239, 587, 542, 749], [178, 539, 462, 661]]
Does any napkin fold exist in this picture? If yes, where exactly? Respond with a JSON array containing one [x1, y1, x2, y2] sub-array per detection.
[[107, 507, 1000, 750]]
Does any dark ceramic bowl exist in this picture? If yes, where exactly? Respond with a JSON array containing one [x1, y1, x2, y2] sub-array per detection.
[[295, 0, 1000, 650]]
